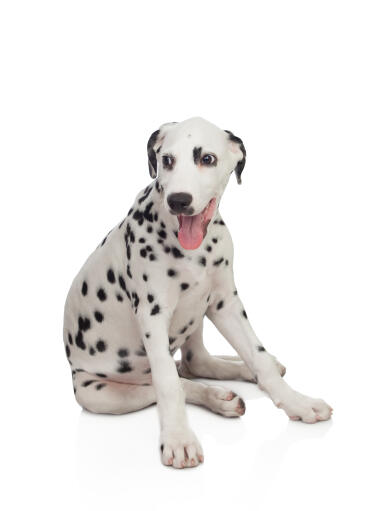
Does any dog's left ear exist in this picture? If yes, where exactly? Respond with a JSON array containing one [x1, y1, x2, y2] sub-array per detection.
[[225, 130, 246, 184], [147, 122, 177, 179]]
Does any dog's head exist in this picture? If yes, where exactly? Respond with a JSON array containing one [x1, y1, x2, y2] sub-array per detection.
[[147, 117, 246, 250]]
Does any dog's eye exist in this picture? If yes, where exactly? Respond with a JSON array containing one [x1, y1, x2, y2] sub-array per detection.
[[201, 154, 216, 166], [162, 155, 175, 169]]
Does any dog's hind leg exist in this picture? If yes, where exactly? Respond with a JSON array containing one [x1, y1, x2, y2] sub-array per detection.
[[179, 323, 285, 382], [73, 370, 244, 417], [73, 371, 156, 414]]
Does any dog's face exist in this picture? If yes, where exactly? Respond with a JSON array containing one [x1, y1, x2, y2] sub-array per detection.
[[147, 117, 246, 250]]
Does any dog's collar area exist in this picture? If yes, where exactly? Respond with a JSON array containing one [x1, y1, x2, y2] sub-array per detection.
[[177, 198, 216, 250]]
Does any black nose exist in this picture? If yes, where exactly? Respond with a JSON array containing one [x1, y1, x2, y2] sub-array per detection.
[[167, 192, 193, 214]]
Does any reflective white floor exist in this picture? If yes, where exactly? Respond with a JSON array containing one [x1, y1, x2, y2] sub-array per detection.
[[6, 349, 378, 511]]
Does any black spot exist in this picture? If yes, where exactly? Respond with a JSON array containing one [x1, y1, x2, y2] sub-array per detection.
[[101, 236, 107, 246], [139, 237, 146, 243], [180, 282, 189, 291], [127, 208, 133, 216], [89, 347, 96, 355], [82, 380, 95, 387], [145, 333, 150, 338], [97, 288, 107, 301], [242, 310, 248, 319], [257, 346, 266, 352], [107, 269, 116, 283], [225, 260, 229, 266], [189, 319, 194, 325], [118, 360, 133, 373], [213, 257, 224, 266], [171, 247, 184, 258], [146, 245, 153, 252], [96, 339, 107, 352], [212, 238, 218, 244], [140, 249, 147, 258], [126, 244, 131, 260], [186, 350, 193, 362], [75, 331, 86, 350], [82, 380, 96, 387], [118, 348, 129, 358], [147, 294, 154, 303], [81, 281, 88, 296], [68, 333, 73, 345], [207, 294, 211, 302], [160, 221, 166, 229], [233, 290, 238, 295], [143, 368, 152, 374], [143, 274, 148, 282], [65, 345, 71, 358], [116, 294, 123, 302], [163, 245, 170, 252], [147, 225, 153, 233], [154, 212, 158, 222], [119, 275, 126, 290], [167, 268, 177, 277], [143, 201, 154, 222], [96, 383, 106, 390], [149, 254, 156, 261], [217, 300, 224, 310], [199, 256, 206, 266], [96, 373, 107, 378], [193, 146, 202, 164], [158, 229, 166, 239], [133, 210, 144, 226], [160, 444, 164, 453], [127, 265, 132, 279], [136, 345, 147, 356], [78, 316, 91, 331], [180, 325, 188, 334], [173, 230, 178, 238], [169, 337, 176, 345], [138, 186, 152, 204], [151, 304, 160, 315], [185, 335, 190, 341], [206, 245, 212, 252]]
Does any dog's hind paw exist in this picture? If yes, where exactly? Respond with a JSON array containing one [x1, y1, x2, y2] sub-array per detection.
[[205, 386, 246, 417]]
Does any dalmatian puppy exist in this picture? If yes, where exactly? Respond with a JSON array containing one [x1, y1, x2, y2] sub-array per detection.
[[64, 117, 333, 469]]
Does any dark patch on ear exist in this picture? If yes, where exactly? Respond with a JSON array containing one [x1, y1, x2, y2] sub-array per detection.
[[147, 129, 160, 179], [193, 146, 202, 165], [225, 130, 246, 184]]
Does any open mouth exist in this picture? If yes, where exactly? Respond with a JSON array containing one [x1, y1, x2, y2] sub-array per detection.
[[177, 198, 216, 250]]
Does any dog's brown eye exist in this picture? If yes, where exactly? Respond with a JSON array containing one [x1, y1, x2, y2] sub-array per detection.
[[162, 155, 175, 169], [201, 154, 216, 166]]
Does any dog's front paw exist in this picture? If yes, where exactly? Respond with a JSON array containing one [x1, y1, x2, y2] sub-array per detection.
[[276, 391, 333, 424], [160, 427, 204, 469]]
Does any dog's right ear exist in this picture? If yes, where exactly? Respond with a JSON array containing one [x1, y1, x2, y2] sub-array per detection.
[[147, 122, 177, 179]]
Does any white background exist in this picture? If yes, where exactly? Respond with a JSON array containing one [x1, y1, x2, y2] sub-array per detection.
[[1, 1, 379, 510]]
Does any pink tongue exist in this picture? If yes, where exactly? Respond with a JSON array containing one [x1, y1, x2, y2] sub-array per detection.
[[178, 213, 203, 250]]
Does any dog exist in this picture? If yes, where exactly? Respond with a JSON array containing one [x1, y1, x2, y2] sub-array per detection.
[[64, 117, 332, 468]]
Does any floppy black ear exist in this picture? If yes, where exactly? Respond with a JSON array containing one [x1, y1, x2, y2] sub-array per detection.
[[147, 129, 160, 179], [147, 122, 178, 179], [225, 130, 246, 184]]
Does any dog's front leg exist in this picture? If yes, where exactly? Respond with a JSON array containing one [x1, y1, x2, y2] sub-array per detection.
[[141, 317, 204, 468], [207, 292, 333, 423]]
